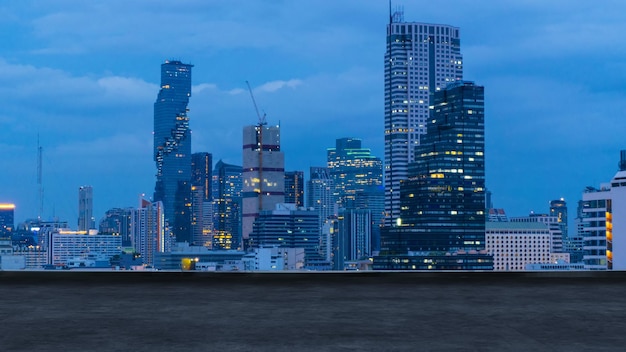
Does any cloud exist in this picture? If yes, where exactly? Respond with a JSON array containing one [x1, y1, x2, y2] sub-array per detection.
[[192, 83, 217, 94], [255, 79, 303, 93]]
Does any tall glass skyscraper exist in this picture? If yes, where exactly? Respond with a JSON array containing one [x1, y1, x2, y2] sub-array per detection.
[[384, 12, 463, 226], [153, 60, 193, 235], [327, 137, 382, 208], [380, 81, 485, 258], [212, 160, 243, 250]]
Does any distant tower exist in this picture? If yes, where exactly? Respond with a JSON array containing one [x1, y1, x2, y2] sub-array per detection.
[[284, 171, 304, 207], [153, 60, 193, 231], [550, 198, 568, 240], [0, 204, 15, 237], [191, 152, 213, 246], [307, 167, 337, 232], [78, 186, 94, 231], [242, 125, 285, 246], [212, 160, 243, 249], [384, 12, 463, 226]]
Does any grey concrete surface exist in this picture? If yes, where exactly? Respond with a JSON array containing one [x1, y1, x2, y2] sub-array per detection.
[[1, 271, 626, 351]]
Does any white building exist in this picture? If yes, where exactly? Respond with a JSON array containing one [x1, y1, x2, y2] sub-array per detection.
[[578, 154, 626, 270], [485, 222, 551, 271], [131, 198, 169, 266], [510, 214, 563, 253], [384, 13, 463, 226], [49, 231, 121, 266], [242, 246, 305, 271]]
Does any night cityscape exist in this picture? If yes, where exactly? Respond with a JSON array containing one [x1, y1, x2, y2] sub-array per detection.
[[1, 1, 624, 272], [3, 2, 626, 351]]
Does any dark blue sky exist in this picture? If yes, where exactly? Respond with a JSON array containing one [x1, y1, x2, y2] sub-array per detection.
[[1, 0, 626, 228]]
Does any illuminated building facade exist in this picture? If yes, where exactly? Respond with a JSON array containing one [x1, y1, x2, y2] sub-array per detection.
[[327, 137, 382, 208], [249, 203, 323, 268], [307, 167, 337, 232], [191, 152, 213, 247], [242, 125, 284, 248], [153, 60, 193, 231], [0, 203, 15, 237], [376, 81, 486, 270], [212, 160, 242, 249], [384, 13, 463, 226], [579, 151, 626, 270], [284, 171, 304, 207], [131, 198, 168, 266], [78, 186, 95, 231], [49, 232, 122, 266]]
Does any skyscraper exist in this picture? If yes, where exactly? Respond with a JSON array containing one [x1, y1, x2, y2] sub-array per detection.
[[212, 160, 242, 250], [307, 167, 337, 232], [284, 171, 304, 207], [327, 137, 383, 208], [191, 152, 212, 202], [242, 124, 284, 247], [78, 186, 94, 231], [99, 207, 133, 247], [550, 198, 568, 241], [191, 152, 213, 246], [153, 60, 193, 232], [131, 198, 167, 266], [376, 81, 488, 270], [0, 203, 15, 237], [384, 12, 463, 226]]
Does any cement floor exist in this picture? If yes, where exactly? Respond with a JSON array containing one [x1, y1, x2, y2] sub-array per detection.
[[1, 272, 625, 351]]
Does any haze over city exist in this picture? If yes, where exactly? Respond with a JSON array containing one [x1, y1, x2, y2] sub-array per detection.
[[1, 0, 626, 227]]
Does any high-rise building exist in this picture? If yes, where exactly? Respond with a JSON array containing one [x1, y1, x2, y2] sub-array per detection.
[[242, 124, 284, 247], [131, 198, 168, 266], [284, 171, 304, 207], [153, 60, 193, 231], [384, 12, 463, 226], [173, 180, 192, 243], [307, 167, 337, 231], [510, 213, 563, 254], [212, 160, 242, 250], [335, 208, 372, 270], [191, 152, 213, 247], [192, 152, 212, 202], [550, 198, 568, 242], [77, 186, 95, 231], [99, 208, 133, 247], [327, 137, 383, 208], [376, 81, 486, 269], [578, 151, 626, 270], [249, 203, 323, 268], [0, 203, 15, 237]]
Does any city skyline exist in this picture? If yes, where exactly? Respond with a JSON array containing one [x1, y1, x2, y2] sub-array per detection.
[[1, 1, 626, 228]]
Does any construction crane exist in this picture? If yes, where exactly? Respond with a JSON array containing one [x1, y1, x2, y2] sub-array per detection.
[[246, 81, 267, 212]]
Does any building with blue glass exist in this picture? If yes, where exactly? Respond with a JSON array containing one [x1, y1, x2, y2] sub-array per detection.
[[212, 160, 243, 250], [376, 81, 490, 270], [153, 60, 193, 241]]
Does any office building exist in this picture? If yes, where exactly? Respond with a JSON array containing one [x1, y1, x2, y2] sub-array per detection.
[[212, 160, 242, 249], [249, 203, 325, 268], [99, 208, 133, 247], [191, 152, 212, 202], [307, 167, 337, 232], [242, 124, 284, 247], [327, 138, 383, 208], [510, 213, 563, 254], [378, 82, 485, 269], [284, 171, 304, 207], [577, 151, 626, 270], [153, 60, 193, 232], [335, 209, 372, 270], [485, 222, 552, 271], [550, 198, 568, 242], [0, 203, 15, 237], [384, 12, 463, 226], [48, 231, 122, 266], [131, 198, 168, 266], [78, 186, 95, 231]]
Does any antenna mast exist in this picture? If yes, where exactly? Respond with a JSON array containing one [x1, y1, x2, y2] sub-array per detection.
[[37, 135, 43, 220]]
